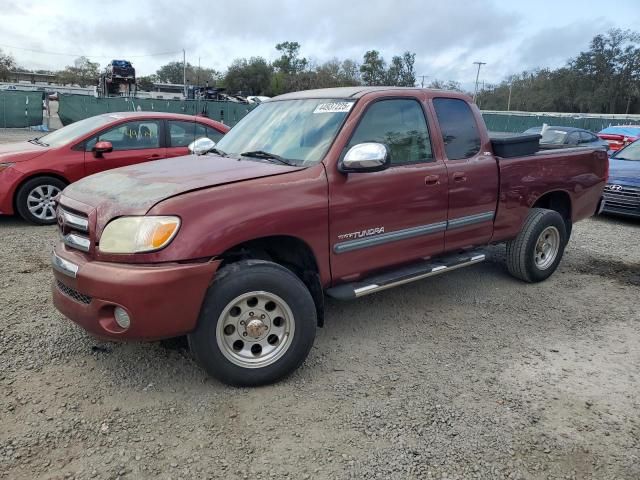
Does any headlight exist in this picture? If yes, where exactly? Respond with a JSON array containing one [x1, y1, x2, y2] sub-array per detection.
[[99, 216, 181, 254], [0, 162, 15, 172]]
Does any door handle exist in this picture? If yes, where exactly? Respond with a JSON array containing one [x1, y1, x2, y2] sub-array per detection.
[[453, 172, 467, 182], [146, 154, 161, 160], [424, 175, 440, 185]]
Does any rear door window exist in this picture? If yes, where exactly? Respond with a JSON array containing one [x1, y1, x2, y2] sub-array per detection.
[[433, 98, 481, 160], [168, 121, 224, 147]]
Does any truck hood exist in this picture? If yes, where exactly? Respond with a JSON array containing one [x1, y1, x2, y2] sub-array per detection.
[[608, 158, 640, 186], [0, 141, 50, 163], [62, 154, 302, 224]]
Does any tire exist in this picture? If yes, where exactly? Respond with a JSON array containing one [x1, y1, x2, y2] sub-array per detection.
[[15, 176, 66, 225], [188, 260, 317, 386], [506, 208, 568, 283]]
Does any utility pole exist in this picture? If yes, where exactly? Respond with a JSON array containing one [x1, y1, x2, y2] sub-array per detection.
[[183, 49, 187, 98], [418, 75, 429, 88], [473, 61, 486, 102], [507, 81, 513, 111]]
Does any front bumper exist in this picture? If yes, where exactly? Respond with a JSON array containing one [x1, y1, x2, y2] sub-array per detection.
[[52, 244, 221, 341]]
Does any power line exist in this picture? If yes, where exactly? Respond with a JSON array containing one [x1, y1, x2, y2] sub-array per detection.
[[0, 43, 182, 59]]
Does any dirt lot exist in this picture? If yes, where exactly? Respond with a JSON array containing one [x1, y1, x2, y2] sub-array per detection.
[[1, 131, 639, 480]]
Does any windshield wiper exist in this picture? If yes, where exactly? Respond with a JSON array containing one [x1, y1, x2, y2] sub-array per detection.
[[28, 138, 49, 147], [209, 147, 228, 157], [240, 150, 296, 166]]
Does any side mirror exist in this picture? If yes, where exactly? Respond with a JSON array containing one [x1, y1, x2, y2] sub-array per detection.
[[339, 142, 390, 173], [93, 141, 113, 157], [188, 137, 216, 155]]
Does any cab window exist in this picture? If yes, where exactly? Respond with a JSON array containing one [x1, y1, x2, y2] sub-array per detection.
[[433, 98, 481, 160], [348, 99, 432, 165]]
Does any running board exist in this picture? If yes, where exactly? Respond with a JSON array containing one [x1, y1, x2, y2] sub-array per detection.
[[326, 250, 486, 300]]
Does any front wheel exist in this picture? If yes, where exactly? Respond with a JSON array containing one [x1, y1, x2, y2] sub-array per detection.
[[15, 176, 66, 225], [506, 208, 568, 283], [189, 260, 317, 386]]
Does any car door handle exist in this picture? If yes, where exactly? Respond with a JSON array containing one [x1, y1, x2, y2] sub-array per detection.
[[424, 175, 440, 185], [146, 154, 161, 160], [453, 172, 467, 182]]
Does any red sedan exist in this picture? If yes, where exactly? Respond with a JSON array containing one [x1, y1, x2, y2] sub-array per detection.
[[0, 112, 229, 224]]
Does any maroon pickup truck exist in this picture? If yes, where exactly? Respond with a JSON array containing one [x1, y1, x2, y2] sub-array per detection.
[[51, 87, 608, 386]]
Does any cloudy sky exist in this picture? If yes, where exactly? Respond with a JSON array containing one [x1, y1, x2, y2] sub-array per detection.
[[1, 0, 639, 90]]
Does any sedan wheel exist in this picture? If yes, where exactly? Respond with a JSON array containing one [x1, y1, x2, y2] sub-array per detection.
[[15, 176, 67, 225], [26, 184, 61, 222]]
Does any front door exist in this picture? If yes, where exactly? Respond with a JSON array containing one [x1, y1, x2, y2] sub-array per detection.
[[431, 97, 498, 251], [84, 119, 165, 176], [329, 96, 449, 282]]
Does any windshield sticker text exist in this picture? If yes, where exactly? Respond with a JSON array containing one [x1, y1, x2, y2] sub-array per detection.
[[313, 102, 354, 114], [338, 227, 385, 241]]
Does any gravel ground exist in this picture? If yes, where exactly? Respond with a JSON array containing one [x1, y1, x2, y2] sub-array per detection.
[[1, 129, 639, 479]]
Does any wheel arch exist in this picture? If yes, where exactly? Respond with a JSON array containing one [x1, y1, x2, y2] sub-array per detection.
[[218, 235, 325, 326], [13, 172, 70, 211], [531, 190, 572, 235]]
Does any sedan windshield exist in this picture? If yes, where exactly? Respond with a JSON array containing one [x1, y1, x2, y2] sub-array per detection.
[[614, 140, 640, 161], [214, 98, 355, 165], [37, 115, 116, 148]]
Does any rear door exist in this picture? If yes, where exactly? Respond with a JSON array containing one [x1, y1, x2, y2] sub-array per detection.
[[329, 95, 448, 282], [166, 120, 226, 158], [84, 119, 165, 176], [431, 97, 498, 251]]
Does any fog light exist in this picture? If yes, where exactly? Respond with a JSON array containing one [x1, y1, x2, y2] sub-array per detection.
[[114, 307, 131, 329]]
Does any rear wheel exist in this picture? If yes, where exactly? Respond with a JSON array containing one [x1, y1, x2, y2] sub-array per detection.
[[15, 176, 66, 225], [506, 208, 568, 283], [189, 260, 316, 386]]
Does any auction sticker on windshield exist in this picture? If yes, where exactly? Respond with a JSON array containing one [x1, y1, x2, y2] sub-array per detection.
[[313, 102, 354, 114]]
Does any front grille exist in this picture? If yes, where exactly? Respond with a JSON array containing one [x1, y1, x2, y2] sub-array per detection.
[[57, 206, 91, 252], [603, 184, 640, 211], [56, 280, 92, 305]]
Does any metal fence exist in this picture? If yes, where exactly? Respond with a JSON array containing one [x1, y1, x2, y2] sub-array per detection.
[[57, 94, 257, 127], [482, 110, 640, 133], [0, 90, 44, 127]]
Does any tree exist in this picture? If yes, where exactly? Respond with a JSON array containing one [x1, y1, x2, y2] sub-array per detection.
[[57, 56, 100, 87], [223, 57, 273, 95], [428, 79, 463, 91], [0, 49, 16, 81], [360, 50, 386, 86], [385, 52, 416, 87], [273, 41, 308, 76], [480, 29, 640, 114], [155, 61, 220, 85], [137, 75, 157, 91]]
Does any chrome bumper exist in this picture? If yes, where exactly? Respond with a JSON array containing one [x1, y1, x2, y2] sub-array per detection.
[[52, 251, 79, 278]]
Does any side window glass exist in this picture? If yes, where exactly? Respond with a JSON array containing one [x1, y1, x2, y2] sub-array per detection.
[[579, 131, 593, 143], [567, 132, 580, 145], [86, 121, 160, 151], [347, 99, 432, 165], [205, 126, 225, 143], [169, 121, 225, 147], [433, 98, 481, 160]]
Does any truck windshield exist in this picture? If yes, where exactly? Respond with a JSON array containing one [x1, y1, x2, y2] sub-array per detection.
[[215, 98, 355, 165]]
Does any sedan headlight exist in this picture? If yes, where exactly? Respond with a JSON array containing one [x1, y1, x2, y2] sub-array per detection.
[[99, 216, 181, 254]]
